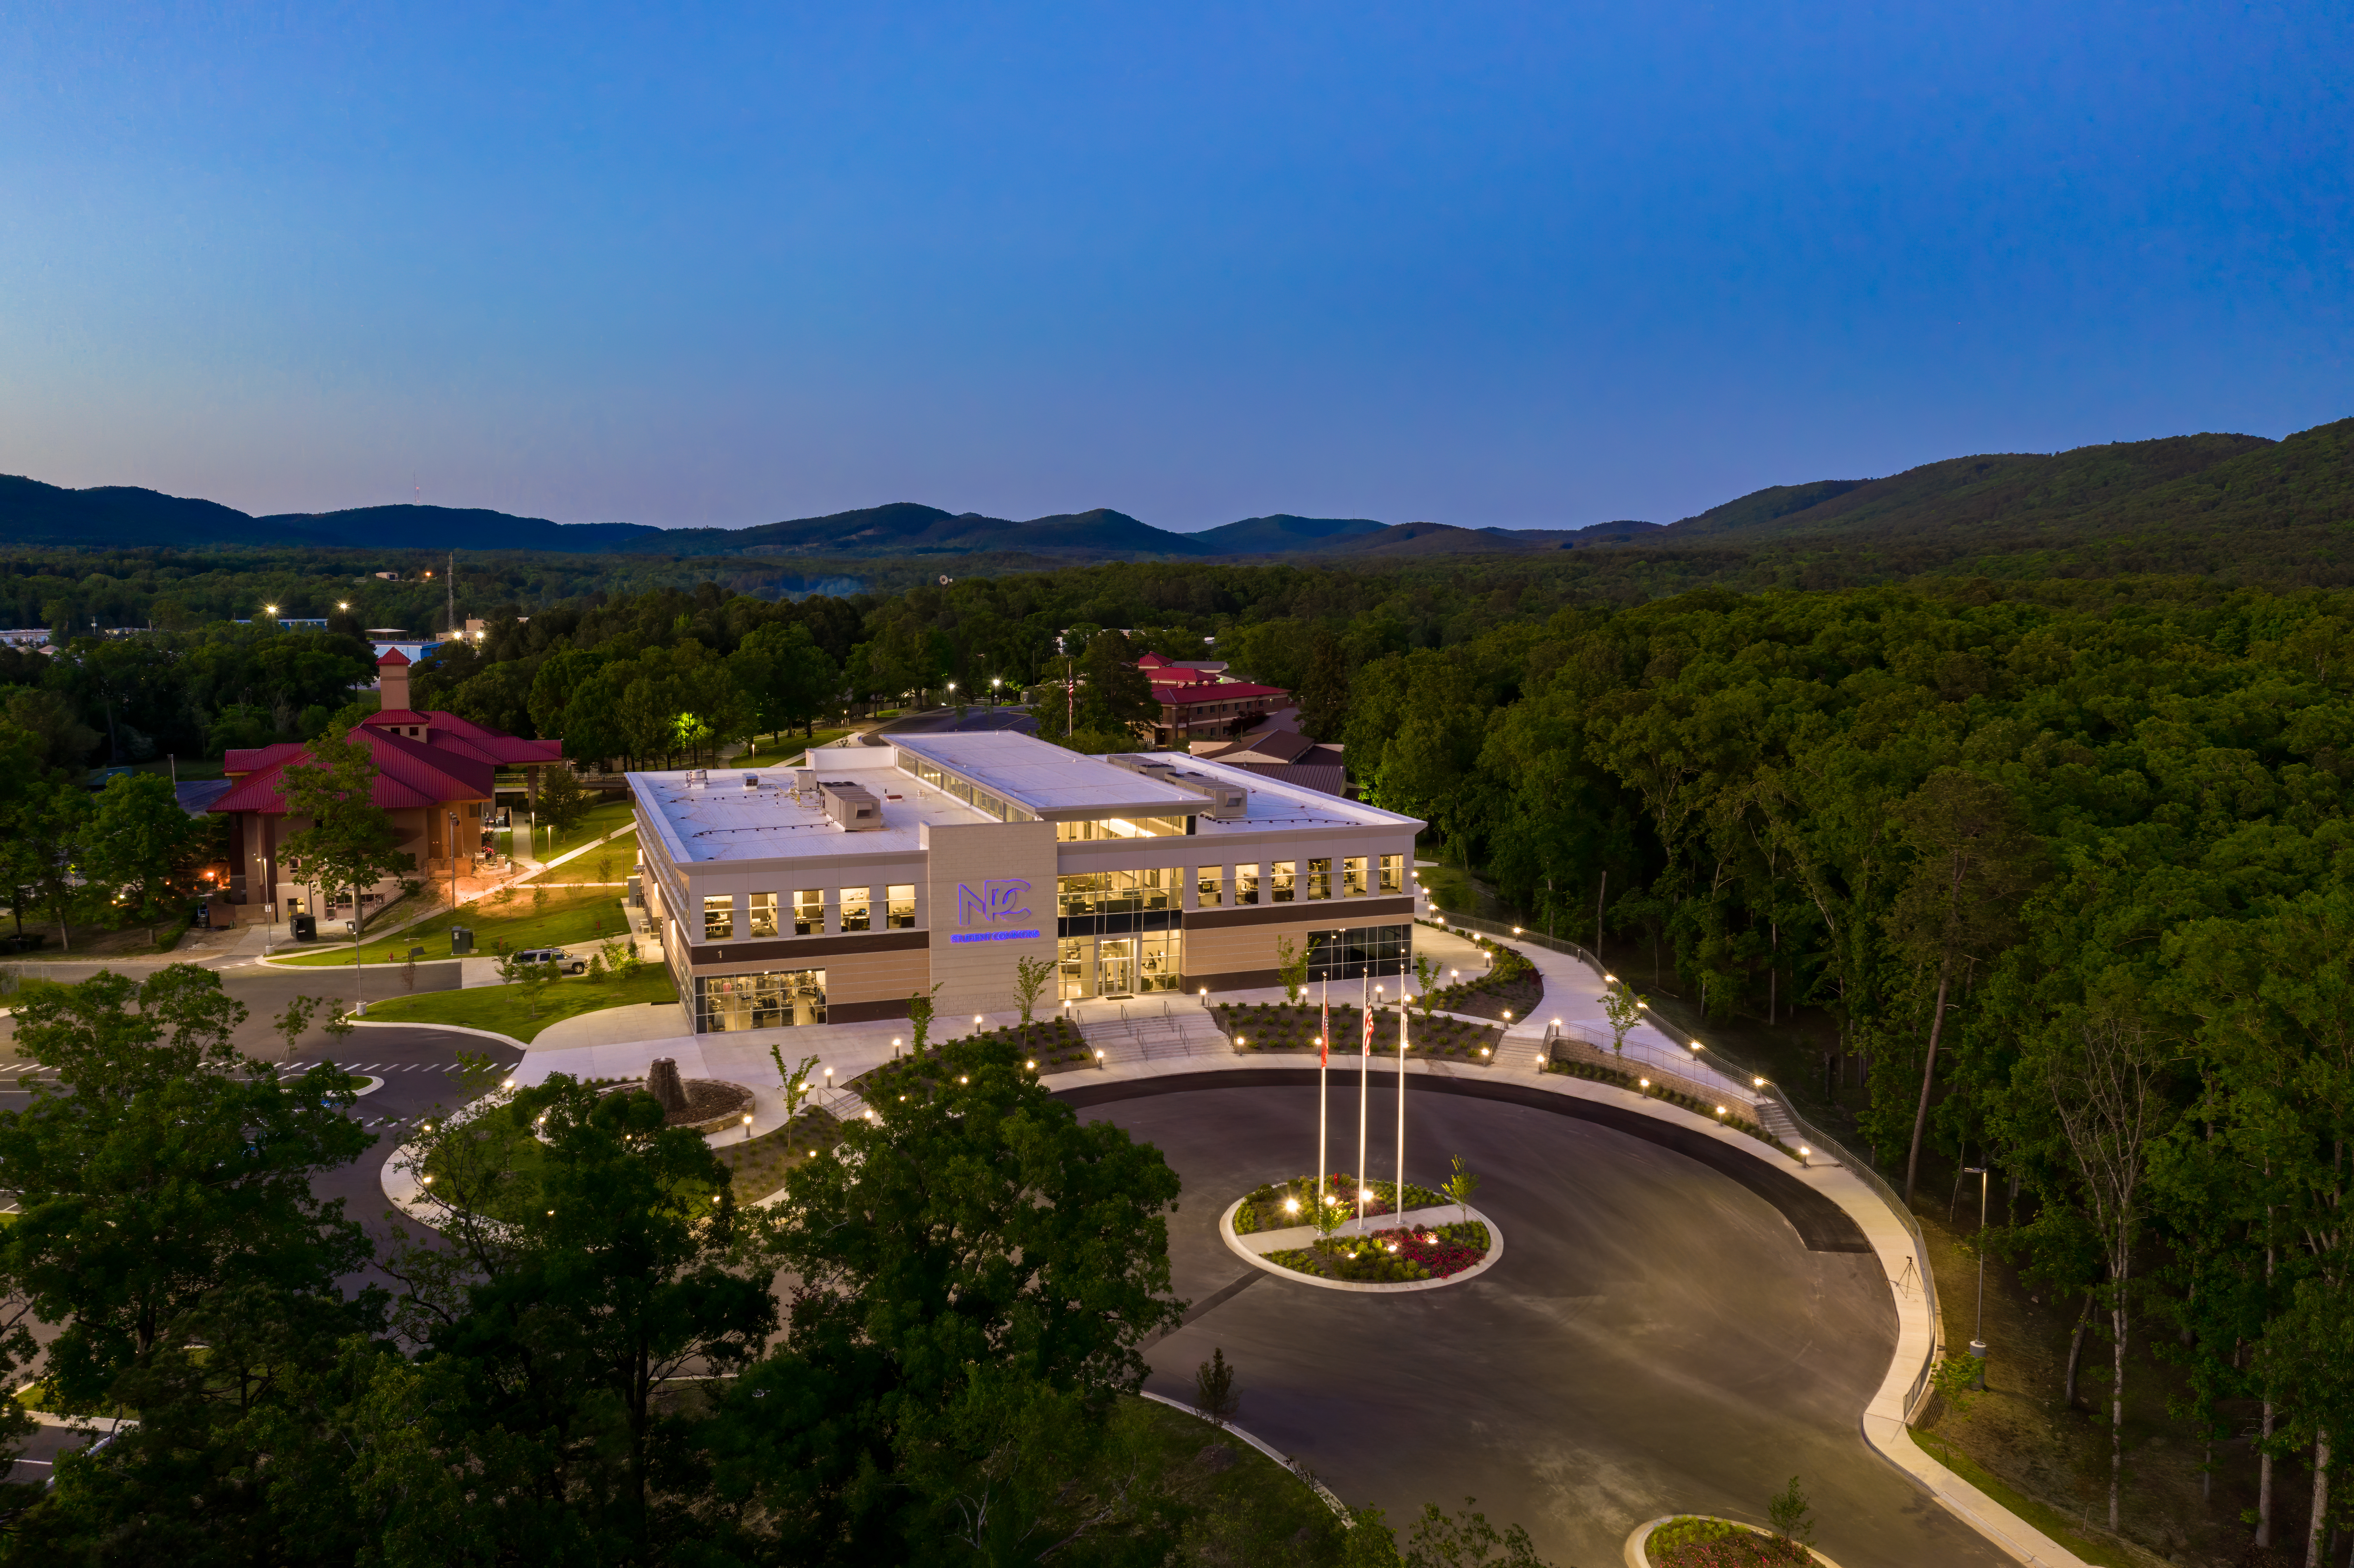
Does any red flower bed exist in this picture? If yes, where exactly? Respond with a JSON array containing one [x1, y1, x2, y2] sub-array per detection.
[[1372, 1222, 1488, 1279]]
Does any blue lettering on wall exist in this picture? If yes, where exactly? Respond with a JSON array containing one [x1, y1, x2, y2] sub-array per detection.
[[949, 928, 1043, 944], [956, 879, 1034, 925]]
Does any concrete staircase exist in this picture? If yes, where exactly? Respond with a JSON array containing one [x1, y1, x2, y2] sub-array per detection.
[[1080, 1002, 1229, 1065], [1755, 1096, 1827, 1159]]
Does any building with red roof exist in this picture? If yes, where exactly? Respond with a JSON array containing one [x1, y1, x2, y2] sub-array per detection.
[[209, 650, 565, 920], [1133, 652, 1291, 746]]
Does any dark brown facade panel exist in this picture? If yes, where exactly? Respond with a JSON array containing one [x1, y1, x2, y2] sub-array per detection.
[[828, 997, 913, 1024], [1182, 896, 1414, 932], [1185, 967, 1284, 992], [687, 929, 928, 966]]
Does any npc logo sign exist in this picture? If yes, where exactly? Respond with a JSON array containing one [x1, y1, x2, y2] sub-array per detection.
[[950, 879, 1040, 943]]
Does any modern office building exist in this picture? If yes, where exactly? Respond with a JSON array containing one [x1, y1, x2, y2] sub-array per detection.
[[629, 731, 1422, 1032]]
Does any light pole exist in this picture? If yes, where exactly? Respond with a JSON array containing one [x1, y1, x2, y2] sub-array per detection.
[[447, 810, 460, 915], [1963, 1164, 1990, 1387]]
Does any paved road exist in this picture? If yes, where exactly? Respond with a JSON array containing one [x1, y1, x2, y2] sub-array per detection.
[[1086, 1084, 2005, 1568]]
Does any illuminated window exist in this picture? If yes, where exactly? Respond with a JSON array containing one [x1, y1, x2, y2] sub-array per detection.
[[1379, 853, 1404, 893], [748, 892, 778, 938], [794, 889, 823, 936], [1270, 861, 1296, 902], [840, 887, 871, 932], [1342, 856, 1368, 896], [703, 895, 734, 941], [887, 884, 916, 928], [1307, 857, 1331, 899], [1236, 863, 1259, 905], [1196, 866, 1223, 907]]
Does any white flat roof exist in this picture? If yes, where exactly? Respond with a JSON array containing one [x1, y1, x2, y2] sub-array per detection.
[[630, 734, 1422, 867], [629, 751, 986, 865], [892, 732, 1203, 817]]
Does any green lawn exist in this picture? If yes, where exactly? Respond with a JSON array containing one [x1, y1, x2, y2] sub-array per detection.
[[361, 961, 679, 1043], [1416, 863, 1479, 919], [743, 727, 853, 759], [1907, 1428, 2137, 1568], [277, 885, 632, 966]]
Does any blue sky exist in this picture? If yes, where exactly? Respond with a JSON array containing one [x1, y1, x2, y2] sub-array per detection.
[[1, 3, 2346, 531]]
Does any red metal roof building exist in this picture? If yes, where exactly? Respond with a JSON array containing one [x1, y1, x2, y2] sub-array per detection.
[[210, 650, 564, 919], [1134, 652, 1290, 746]]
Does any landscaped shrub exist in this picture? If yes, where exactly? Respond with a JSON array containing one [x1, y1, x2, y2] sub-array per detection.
[[1264, 1219, 1492, 1283], [1212, 1003, 1501, 1064], [1544, 1057, 1799, 1159], [1645, 1515, 1810, 1565]]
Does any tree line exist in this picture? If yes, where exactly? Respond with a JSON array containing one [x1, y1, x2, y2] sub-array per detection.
[[1339, 576, 2354, 1558], [0, 970, 1548, 1567]]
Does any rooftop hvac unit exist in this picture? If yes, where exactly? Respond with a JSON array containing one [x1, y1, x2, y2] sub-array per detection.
[[819, 781, 883, 831], [793, 768, 817, 801], [1105, 753, 1247, 818], [1171, 772, 1249, 819]]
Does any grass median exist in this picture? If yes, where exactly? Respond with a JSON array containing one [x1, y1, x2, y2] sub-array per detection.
[[360, 962, 679, 1044], [276, 885, 633, 967]]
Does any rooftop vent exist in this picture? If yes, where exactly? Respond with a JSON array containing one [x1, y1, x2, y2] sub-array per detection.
[[819, 781, 882, 831]]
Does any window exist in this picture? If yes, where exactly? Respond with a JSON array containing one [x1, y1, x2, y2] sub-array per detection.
[[887, 884, 916, 928], [1196, 866, 1223, 907], [794, 889, 824, 936], [840, 887, 871, 932], [1054, 815, 1189, 841], [1342, 856, 1368, 896], [1138, 930, 1183, 991], [1307, 857, 1332, 899], [1057, 869, 1177, 918], [1270, 861, 1297, 902], [703, 894, 734, 941], [698, 968, 826, 1031], [1059, 936, 1089, 1000], [1304, 924, 1412, 982], [748, 892, 779, 938], [1236, 863, 1259, 905], [1379, 853, 1404, 893]]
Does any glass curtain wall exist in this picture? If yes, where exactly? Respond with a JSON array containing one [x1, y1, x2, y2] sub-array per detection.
[[698, 968, 828, 1030]]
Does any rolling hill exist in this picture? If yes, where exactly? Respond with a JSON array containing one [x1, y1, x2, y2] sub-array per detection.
[[8, 412, 2348, 579]]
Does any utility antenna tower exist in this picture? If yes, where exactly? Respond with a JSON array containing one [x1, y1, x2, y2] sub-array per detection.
[[447, 551, 456, 635]]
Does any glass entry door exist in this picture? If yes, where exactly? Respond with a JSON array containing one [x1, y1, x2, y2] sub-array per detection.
[[1096, 937, 1137, 997]]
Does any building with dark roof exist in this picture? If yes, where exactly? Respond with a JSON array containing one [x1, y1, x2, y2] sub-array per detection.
[[209, 650, 564, 919], [1193, 728, 1349, 797]]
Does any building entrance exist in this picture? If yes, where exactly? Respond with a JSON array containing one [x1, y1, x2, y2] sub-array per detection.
[[1097, 937, 1136, 996], [1059, 931, 1183, 1001]]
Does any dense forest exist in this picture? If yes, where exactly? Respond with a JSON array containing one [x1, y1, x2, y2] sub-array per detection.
[[9, 477, 2354, 1554]]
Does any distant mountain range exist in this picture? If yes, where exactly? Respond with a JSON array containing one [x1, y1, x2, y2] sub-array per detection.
[[0, 480, 1659, 560], [4, 414, 2346, 568]]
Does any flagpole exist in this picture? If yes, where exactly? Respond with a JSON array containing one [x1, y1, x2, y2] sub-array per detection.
[[1357, 970, 1370, 1234], [1396, 984, 1408, 1232], [1317, 977, 1329, 1219]]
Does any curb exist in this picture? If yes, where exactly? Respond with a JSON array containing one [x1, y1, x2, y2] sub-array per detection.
[[1217, 1198, 1503, 1294], [343, 1017, 530, 1051], [1135, 1391, 1351, 1521], [1054, 1046, 2077, 1567], [1623, 1515, 1842, 1568]]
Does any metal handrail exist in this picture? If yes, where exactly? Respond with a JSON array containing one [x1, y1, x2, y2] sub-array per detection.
[[1438, 908, 1944, 1416]]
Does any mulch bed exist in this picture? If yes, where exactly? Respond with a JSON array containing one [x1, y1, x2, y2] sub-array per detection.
[[712, 1106, 842, 1201], [1265, 1221, 1492, 1284], [1645, 1518, 1811, 1565], [1212, 1002, 1502, 1064]]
